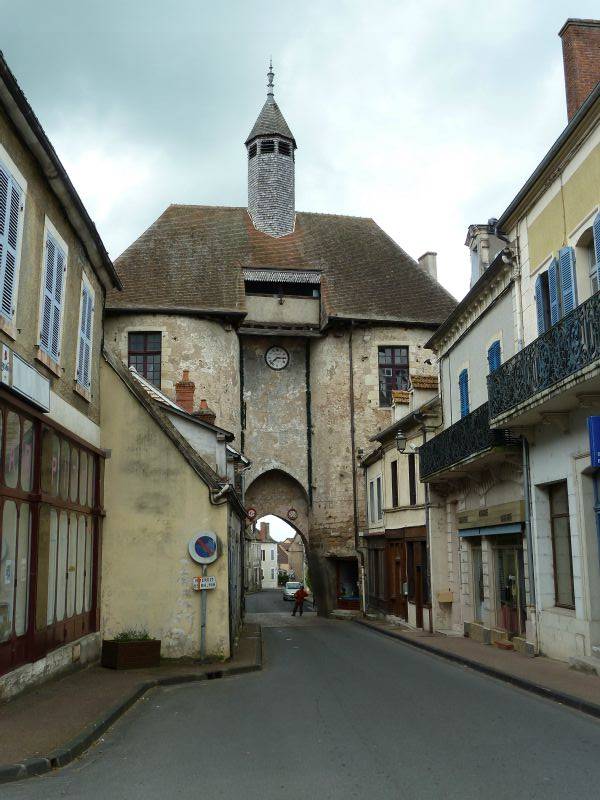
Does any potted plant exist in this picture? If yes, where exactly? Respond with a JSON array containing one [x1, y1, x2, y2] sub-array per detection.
[[101, 628, 161, 670]]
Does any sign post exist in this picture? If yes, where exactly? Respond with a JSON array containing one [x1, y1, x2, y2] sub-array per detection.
[[188, 532, 220, 662]]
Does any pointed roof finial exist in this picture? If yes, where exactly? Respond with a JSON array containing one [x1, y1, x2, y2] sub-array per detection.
[[267, 58, 274, 102]]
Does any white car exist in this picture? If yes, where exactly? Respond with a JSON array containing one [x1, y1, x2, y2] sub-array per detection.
[[282, 581, 303, 601]]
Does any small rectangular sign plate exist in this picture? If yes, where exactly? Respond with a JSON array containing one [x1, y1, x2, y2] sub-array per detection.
[[192, 576, 217, 591]]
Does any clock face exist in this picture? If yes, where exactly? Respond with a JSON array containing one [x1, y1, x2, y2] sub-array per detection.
[[265, 346, 289, 371]]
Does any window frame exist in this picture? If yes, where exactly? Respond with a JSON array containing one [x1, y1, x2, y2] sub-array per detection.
[[128, 331, 162, 388], [0, 147, 27, 327], [390, 459, 398, 508], [38, 218, 68, 364], [75, 274, 95, 392], [378, 346, 409, 407], [408, 453, 417, 506], [549, 481, 575, 610]]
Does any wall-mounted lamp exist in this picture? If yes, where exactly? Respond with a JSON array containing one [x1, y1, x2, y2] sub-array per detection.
[[395, 431, 407, 453]]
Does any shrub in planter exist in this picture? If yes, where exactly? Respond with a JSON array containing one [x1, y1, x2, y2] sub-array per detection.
[[101, 628, 161, 670]]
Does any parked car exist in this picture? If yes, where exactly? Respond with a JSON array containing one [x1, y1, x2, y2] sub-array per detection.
[[283, 581, 302, 601]]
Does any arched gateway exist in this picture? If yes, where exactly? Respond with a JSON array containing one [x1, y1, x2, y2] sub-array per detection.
[[104, 64, 456, 615]]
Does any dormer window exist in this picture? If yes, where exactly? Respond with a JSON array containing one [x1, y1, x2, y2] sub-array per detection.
[[248, 143, 257, 159], [278, 141, 291, 156], [260, 140, 275, 154]]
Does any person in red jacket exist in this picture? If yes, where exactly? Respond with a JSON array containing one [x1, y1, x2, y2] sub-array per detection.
[[292, 585, 309, 617]]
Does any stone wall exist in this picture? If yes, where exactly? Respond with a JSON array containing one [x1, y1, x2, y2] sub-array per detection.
[[104, 314, 241, 436]]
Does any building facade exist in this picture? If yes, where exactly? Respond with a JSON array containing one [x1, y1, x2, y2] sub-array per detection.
[[361, 382, 439, 628], [0, 55, 121, 698], [104, 67, 456, 613]]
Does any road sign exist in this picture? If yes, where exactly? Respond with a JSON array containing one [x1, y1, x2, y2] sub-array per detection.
[[192, 575, 216, 591], [188, 532, 219, 564]]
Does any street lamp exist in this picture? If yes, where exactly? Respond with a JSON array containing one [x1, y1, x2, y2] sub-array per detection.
[[395, 431, 407, 453]]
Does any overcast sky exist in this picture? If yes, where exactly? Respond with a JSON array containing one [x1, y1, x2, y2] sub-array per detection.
[[3, 1, 597, 299]]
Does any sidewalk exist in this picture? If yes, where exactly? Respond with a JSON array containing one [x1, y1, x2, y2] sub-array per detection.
[[0, 623, 262, 784], [356, 617, 600, 717]]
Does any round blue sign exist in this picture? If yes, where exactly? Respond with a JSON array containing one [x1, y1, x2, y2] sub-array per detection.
[[194, 535, 217, 559]]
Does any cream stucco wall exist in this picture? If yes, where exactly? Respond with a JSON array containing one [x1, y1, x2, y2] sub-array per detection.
[[100, 360, 232, 659]]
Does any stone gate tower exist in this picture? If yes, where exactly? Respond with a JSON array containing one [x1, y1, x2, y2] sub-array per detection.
[[245, 62, 296, 237]]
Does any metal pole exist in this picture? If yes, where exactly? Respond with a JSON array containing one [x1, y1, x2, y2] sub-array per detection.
[[200, 564, 207, 661]]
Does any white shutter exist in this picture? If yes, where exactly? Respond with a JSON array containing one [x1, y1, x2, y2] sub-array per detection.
[[40, 231, 66, 360], [0, 162, 23, 319], [77, 282, 94, 389]]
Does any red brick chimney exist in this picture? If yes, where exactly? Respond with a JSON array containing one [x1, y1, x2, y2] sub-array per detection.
[[174, 370, 195, 414], [194, 399, 216, 426], [559, 19, 600, 121]]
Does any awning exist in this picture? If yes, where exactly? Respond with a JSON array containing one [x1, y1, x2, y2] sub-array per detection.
[[459, 522, 522, 538]]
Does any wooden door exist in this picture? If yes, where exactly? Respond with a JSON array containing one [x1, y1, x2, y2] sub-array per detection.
[[386, 540, 407, 619], [414, 542, 426, 629]]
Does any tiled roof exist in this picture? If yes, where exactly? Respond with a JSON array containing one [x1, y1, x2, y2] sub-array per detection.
[[108, 206, 456, 327], [245, 99, 296, 146]]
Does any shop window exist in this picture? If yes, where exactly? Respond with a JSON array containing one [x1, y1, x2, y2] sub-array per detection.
[[4, 411, 20, 488], [471, 544, 484, 622], [549, 481, 575, 609], [390, 460, 398, 508], [0, 501, 17, 642], [128, 332, 162, 388], [378, 346, 409, 407]]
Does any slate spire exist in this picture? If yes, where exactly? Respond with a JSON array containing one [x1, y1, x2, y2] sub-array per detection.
[[246, 62, 296, 237]]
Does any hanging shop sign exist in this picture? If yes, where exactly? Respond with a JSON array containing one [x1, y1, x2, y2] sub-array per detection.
[[188, 532, 219, 565], [588, 416, 600, 468]]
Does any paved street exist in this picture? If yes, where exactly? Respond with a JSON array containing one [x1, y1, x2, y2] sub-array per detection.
[[4, 593, 600, 799]]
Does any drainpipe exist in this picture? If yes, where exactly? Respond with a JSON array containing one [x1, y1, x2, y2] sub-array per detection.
[[522, 436, 537, 650], [348, 324, 365, 611]]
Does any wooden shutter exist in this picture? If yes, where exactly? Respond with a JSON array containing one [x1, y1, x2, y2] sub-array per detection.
[[558, 246, 577, 315], [40, 232, 66, 360], [487, 340, 501, 373], [535, 275, 546, 334], [592, 212, 600, 290], [459, 369, 469, 418], [0, 163, 22, 319], [548, 259, 560, 325], [77, 283, 93, 388]]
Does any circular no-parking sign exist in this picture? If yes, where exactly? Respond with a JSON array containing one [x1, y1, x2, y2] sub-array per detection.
[[188, 532, 219, 564]]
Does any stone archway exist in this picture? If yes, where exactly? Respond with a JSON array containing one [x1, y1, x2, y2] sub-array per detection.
[[245, 469, 327, 612]]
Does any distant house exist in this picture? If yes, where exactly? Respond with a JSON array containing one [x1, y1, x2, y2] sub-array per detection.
[[257, 522, 278, 589]]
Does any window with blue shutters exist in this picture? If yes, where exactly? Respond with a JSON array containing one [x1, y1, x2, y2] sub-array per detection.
[[487, 340, 501, 373], [458, 369, 469, 418], [40, 229, 66, 361], [76, 279, 94, 390], [548, 258, 560, 325], [558, 246, 577, 315], [0, 160, 23, 321]]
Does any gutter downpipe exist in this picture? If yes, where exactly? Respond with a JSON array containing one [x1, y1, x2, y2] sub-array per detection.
[[348, 324, 365, 612]]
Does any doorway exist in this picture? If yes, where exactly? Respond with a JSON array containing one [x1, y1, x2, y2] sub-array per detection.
[[494, 540, 526, 638]]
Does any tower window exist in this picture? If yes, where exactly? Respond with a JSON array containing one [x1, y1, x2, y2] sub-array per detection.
[[260, 140, 275, 154], [128, 331, 162, 388], [248, 143, 257, 159], [278, 141, 291, 156], [378, 346, 409, 407]]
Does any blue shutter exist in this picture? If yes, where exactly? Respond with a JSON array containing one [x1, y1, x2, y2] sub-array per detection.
[[535, 274, 546, 334], [592, 212, 600, 291], [459, 369, 469, 418], [0, 163, 22, 319], [558, 246, 577, 315], [548, 258, 560, 325], [487, 340, 501, 373], [77, 284, 93, 389], [40, 232, 66, 360]]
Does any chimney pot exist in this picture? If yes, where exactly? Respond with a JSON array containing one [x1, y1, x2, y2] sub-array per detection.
[[194, 398, 217, 426], [174, 370, 195, 414], [559, 19, 600, 121]]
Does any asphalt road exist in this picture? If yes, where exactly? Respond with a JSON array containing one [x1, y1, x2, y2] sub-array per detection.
[[5, 593, 600, 799]]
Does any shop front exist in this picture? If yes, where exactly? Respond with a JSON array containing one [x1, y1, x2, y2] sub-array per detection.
[[0, 389, 103, 682], [365, 526, 430, 629]]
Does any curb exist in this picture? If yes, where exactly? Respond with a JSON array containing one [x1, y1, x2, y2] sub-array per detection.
[[0, 626, 262, 785], [355, 618, 600, 720]]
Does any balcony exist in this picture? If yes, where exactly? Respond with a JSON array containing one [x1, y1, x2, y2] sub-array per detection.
[[419, 402, 520, 482], [488, 291, 600, 427]]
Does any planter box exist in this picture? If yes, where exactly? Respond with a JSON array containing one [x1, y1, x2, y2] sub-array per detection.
[[101, 639, 161, 670]]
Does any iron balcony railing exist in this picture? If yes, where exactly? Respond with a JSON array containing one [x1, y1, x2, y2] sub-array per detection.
[[419, 402, 519, 481], [487, 291, 600, 421]]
